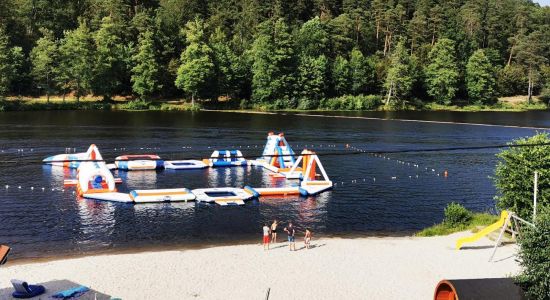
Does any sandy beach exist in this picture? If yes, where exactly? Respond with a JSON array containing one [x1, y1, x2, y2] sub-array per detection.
[[0, 232, 520, 299]]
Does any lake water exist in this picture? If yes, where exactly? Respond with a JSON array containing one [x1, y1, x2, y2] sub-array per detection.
[[0, 110, 547, 259]]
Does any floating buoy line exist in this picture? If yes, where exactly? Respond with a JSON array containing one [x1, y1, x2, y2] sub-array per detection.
[[2, 141, 550, 194]]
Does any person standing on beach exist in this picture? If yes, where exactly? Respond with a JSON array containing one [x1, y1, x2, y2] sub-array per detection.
[[262, 224, 271, 250], [283, 222, 296, 251], [270, 220, 278, 243], [304, 228, 312, 249]]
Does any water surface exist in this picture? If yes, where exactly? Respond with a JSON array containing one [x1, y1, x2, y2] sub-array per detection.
[[0, 110, 546, 259]]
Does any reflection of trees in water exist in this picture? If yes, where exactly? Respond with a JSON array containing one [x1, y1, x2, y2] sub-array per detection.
[[76, 198, 116, 248], [43, 165, 76, 183], [119, 170, 157, 189]]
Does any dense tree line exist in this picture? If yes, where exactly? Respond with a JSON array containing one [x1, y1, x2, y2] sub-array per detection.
[[0, 0, 549, 108]]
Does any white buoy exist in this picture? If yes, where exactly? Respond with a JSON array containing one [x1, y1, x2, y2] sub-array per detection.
[[5, 185, 8, 189], [18, 186, 21, 189], [30, 187, 34, 190]]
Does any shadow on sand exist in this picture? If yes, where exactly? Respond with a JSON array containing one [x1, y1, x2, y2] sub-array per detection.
[[0, 279, 113, 299]]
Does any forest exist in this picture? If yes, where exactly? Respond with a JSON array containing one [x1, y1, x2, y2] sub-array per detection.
[[0, 0, 549, 110]]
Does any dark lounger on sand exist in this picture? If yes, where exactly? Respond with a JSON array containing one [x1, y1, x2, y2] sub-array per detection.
[[11, 280, 46, 299]]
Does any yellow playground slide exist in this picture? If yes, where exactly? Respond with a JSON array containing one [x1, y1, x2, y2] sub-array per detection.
[[455, 210, 509, 250]]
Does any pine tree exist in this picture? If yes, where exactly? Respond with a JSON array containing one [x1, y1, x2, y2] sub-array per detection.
[[30, 28, 59, 103], [0, 28, 22, 97], [466, 49, 497, 104], [297, 16, 329, 57], [384, 40, 413, 106], [297, 54, 328, 107], [349, 48, 373, 95], [425, 38, 459, 104], [251, 18, 296, 105], [131, 30, 161, 100], [93, 16, 128, 102], [59, 21, 95, 102], [210, 27, 238, 99], [515, 30, 548, 104], [175, 18, 215, 105], [332, 55, 351, 96]]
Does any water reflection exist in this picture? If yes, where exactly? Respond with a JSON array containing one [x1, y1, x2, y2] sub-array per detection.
[[118, 170, 158, 190]]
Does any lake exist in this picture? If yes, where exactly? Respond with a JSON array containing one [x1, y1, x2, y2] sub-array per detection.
[[0, 110, 547, 259]]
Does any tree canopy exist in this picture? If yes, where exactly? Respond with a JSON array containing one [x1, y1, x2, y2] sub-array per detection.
[[0, 0, 548, 108]]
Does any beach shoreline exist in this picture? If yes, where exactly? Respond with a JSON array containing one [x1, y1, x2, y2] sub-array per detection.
[[0, 233, 520, 299], [5, 231, 415, 265]]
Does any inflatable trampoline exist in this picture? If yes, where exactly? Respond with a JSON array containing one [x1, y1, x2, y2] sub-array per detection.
[[115, 155, 164, 170], [192, 187, 255, 205], [164, 160, 208, 170]]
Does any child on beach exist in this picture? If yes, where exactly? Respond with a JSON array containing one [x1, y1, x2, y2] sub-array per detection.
[[304, 228, 312, 249], [283, 222, 296, 251], [270, 220, 278, 243], [262, 224, 271, 250]]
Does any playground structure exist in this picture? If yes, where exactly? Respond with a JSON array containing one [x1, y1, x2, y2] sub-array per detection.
[[204, 150, 247, 167], [455, 210, 535, 261], [255, 132, 297, 173], [288, 149, 332, 195], [46, 132, 334, 205], [43, 147, 103, 168], [62, 145, 118, 197]]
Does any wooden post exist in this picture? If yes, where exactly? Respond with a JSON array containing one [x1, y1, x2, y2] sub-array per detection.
[[534, 171, 538, 221]]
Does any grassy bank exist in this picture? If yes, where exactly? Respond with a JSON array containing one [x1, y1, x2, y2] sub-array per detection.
[[416, 213, 499, 237], [0, 97, 199, 112], [416, 202, 500, 237], [1, 95, 547, 112]]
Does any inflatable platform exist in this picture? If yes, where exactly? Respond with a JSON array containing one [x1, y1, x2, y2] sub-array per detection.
[[164, 160, 207, 170], [115, 154, 164, 170], [205, 150, 247, 167], [192, 187, 254, 205]]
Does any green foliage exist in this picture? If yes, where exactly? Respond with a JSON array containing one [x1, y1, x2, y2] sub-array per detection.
[[210, 27, 239, 99], [349, 48, 373, 95], [0, 0, 549, 108], [466, 49, 497, 104], [30, 29, 59, 102], [297, 17, 329, 57], [92, 16, 128, 101], [332, 56, 351, 96], [515, 208, 550, 300], [425, 38, 459, 104], [444, 202, 472, 227], [118, 99, 150, 110], [0, 28, 22, 97], [297, 55, 328, 105], [319, 95, 382, 110], [498, 65, 528, 97], [251, 18, 296, 104], [384, 40, 414, 106], [416, 212, 498, 237], [175, 18, 215, 103], [494, 134, 550, 221], [131, 30, 161, 99], [59, 21, 95, 102]]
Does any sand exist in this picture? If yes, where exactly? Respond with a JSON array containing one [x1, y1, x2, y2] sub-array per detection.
[[0, 232, 520, 300]]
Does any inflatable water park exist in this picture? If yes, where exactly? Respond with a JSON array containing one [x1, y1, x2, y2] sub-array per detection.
[[43, 132, 333, 206]]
